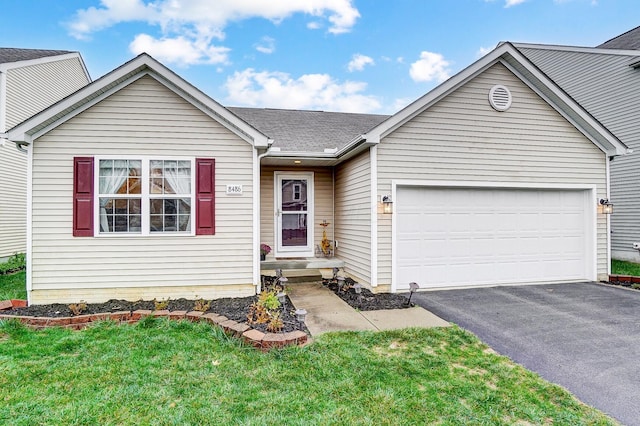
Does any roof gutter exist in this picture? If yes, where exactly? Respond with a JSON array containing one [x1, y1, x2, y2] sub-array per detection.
[[335, 134, 369, 157]]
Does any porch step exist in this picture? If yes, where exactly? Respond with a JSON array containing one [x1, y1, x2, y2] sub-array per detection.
[[261, 257, 345, 283], [260, 257, 345, 271]]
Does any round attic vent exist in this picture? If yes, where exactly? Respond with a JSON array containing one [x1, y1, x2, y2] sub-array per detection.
[[489, 85, 512, 111]]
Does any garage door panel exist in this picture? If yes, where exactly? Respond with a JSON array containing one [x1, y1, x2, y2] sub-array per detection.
[[396, 186, 591, 290]]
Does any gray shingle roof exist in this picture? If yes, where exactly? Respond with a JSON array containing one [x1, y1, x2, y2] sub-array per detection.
[[0, 47, 74, 64], [598, 26, 640, 50], [228, 107, 389, 152]]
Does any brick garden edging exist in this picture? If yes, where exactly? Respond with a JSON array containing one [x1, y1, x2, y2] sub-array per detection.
[[608, 275, 640, 284], [0, 302, 308, 350]]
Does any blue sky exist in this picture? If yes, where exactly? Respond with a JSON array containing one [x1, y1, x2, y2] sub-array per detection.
[[1, 0, 638, 114]]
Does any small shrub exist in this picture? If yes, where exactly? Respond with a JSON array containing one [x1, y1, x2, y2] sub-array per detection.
[[267, 311, 283, 333], [68, 302, 87, 316], [0, 253, 26, 275], [193, 298, 211, 312], [632, 284, 640, 290], [247, 290, 281, 327], [153, 298, 170, 311], [259, 291, 280, 311]]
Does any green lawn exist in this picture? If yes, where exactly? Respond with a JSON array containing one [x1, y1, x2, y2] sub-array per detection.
[[611, 259, 640, 276], [0, 319, 616, 425], [0, 271, 26, 301]]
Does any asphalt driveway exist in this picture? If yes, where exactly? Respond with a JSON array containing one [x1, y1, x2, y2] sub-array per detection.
[[411, 282, 640, 426]]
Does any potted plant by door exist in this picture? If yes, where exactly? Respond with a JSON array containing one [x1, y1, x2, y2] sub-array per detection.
[[260, 243, 271, 261]]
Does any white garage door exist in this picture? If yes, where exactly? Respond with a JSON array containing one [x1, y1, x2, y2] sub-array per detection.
[[396, 186, 593, 290]]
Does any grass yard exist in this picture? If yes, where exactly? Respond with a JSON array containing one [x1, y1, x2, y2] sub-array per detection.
[[612, 259, 640, 276], [0, 271, 26, 301], [0, 319, 615, 425]]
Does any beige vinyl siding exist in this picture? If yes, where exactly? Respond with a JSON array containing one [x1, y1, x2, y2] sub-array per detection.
[[5, 57, 89, 130], [30, 75, 255, 303], [0, 57, 89, 260], [0, 143, 27, 259], [335, 149, 371, 285], [377, 63, 608, 285], [260, 166, 333, 258]]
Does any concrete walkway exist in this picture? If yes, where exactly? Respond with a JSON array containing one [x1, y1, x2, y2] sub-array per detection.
[[286, 282, 449, 336]]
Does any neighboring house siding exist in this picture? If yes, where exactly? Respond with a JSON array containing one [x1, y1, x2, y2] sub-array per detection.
[[0, 144, 26, 259], [335, 150, 371, 286], [0, 56, 89, 260], [518, 47, 640, 261], [30, 76, 255, 303], [5, 57, 89, 129], [260, 166, 333, 258], [376, 63, 608, 285]]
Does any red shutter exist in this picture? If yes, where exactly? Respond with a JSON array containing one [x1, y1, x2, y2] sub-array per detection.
[[196, 158, 215, 235], [73, 157, 94, 237]]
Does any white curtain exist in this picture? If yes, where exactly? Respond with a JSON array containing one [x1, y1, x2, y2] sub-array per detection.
[[99, 161, 130, 232], [163, 161, 192, 231]]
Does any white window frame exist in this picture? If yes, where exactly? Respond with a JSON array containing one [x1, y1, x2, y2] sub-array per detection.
[[94, 156, 196, 237], [292, 183, 302, 201]]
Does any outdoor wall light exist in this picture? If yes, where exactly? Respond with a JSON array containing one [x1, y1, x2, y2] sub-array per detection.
[[295, 308, 307, 322], [382, 195, 393, 214], [599, 198, 613, 214]]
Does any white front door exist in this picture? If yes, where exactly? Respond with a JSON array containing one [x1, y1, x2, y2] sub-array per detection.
[[275, 172, 314, 257]]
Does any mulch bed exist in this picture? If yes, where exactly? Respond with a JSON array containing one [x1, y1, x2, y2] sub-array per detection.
[[2, 293, 307, 334], [322, 277, 413, 311]]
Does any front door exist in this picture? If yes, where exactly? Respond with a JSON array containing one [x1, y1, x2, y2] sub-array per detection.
[[275, 172, 314, 257]]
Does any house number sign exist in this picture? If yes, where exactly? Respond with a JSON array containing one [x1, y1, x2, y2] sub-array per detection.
[[226, 184, 243, 195]]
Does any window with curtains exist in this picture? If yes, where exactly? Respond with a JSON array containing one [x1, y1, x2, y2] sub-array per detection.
[[98, 158, 193, 234]]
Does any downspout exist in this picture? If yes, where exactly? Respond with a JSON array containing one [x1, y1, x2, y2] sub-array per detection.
[[15, 141, 29, 153], [254, 145, 272, 294], [606, 156, 612, 275]]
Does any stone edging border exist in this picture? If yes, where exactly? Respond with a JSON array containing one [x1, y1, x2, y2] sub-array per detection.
[[608, 275, 640, 284], [0, 304, 308, 350]]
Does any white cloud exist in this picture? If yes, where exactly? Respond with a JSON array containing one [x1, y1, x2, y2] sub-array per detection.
[[69, 0, 360, 38], [476, 46, 493, 58], [68, 0, 359, 66], [505, 0, 526, 7], [129, 33, 230, 65], [409, 51, 451, 83], [347, 54, 374, 72], [392, 97, 413, 111], [224, 68, 381, 113], [255, 36, 276, 54], [307, 21, 322, 30]]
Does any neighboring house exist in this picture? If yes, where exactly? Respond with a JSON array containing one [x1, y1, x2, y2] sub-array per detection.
[[0, 48, 90, 261], [6, 45, 628, 304], [511, 37, 640, 262]]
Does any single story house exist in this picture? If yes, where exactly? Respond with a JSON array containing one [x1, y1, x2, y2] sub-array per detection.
[[0, 48, 90, 261], [6, 42, 628, 304], [508, 27, 640, 262]]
